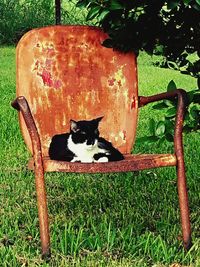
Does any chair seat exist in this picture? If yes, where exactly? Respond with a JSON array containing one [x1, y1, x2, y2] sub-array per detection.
[[28, 154, 177, 173]]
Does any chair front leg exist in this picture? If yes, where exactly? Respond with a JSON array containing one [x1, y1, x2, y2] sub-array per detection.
[[139, 89, 192, 250], [34, 155, 51, 258], [12, 96, 51, 257]]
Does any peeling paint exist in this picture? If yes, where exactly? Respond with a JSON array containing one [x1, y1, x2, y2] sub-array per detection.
[[17, 26, 138, 156], [108, 78, 116, 86], [114, 66, 125, 85], [32, 58, 62, 89], [119, 131, 126, 143], [35, 42, 55, 53], [123, 89, 129, 104], [108, 66, 126, 88]]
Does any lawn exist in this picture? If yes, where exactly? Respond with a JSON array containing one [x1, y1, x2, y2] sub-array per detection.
[[0, 46, 199, 267]]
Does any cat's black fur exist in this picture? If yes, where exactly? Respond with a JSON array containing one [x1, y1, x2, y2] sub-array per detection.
[[49, 117, 124, 162]]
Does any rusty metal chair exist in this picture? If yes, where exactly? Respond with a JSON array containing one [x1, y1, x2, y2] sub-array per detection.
[[12, 25, 191, 257]]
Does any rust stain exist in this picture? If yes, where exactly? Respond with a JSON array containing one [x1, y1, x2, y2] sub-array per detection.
[[117, 80, 122, 87], [16, 25, 138, 156], [108, 78, 116, 86], [108, 67, 125, 88]]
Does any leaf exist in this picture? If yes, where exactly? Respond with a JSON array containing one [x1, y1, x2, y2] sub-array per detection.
[[193, 3, 200, 10], [188, 90, 200, 103], [157, 136, 166, 146], [154, 45, 164, 55], [110, 0, 124, 10], [165, 107, 177, 118], [86, 6, 101, 21], [183, 0, 192, 5], [167, 61, 179, 70], [163, 99, 175, 107], [149, 118, 156, 135], [166, 133, 174, 142], [152, 102, 168, 110], [155, 121, 166, 137], [167, 0, 180, 9], [195, 0, 200, 6], [164, 119, 175, 135], [98, 9, 110, 21], [186, 119, 198, 128], [190, 105, 200, 120], [76, 1, 88, 8], [167, 80, 177, 92]]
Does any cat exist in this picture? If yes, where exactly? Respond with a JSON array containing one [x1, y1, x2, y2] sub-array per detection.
[[49, 117, 124, 163]]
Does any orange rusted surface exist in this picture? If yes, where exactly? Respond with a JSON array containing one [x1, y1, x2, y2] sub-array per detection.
[[16, 26, 138, 157], [28, 154, 177, 173]]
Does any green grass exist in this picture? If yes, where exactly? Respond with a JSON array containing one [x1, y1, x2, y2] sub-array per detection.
[[0, 47, 200, 267]]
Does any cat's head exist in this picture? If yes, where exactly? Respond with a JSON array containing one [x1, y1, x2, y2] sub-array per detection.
[[70, 117, 103, 149]]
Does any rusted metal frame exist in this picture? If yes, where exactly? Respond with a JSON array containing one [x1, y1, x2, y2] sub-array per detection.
[[28, 154, 177, 173], [11, 96, 51, 258], [138, 89, 192, 250]]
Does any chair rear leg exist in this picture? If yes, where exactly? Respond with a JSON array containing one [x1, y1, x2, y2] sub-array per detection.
[[34, 167, 51, 258], [177, 158, 192, 250]]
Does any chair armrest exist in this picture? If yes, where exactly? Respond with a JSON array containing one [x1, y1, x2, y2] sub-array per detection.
[[138, 89, 188, 158], [11, 96, 43, 168]]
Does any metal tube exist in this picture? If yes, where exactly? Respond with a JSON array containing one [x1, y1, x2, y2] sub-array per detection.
[[55, 0, 61, 25], [139, 89, 192, 250], [12, 96, 51, 257]]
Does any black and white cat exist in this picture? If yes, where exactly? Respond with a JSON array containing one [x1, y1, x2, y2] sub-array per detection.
[[49, 117, 124, 163]]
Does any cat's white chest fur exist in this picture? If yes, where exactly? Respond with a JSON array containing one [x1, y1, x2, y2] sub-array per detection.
[[68, 135, 108, 163]]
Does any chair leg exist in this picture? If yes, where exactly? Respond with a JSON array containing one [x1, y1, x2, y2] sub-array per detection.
[[177, 158, 192, 250], [34, 167, 51, 258]]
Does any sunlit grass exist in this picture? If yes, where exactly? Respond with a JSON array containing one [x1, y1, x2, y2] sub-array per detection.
[[0, 47, 199, 266]]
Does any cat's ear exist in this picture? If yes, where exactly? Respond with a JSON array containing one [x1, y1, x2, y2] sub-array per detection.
[[94, 116, 103, 125], [70, 120, 79, 133]]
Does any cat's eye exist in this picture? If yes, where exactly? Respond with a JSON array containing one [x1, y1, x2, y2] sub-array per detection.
[[80, 131, 86, 135]]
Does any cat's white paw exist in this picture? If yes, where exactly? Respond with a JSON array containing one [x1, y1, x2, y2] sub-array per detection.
[[71, 157, 80, 162], [81, 159, 94, 163], [97, 157, 108, 163]]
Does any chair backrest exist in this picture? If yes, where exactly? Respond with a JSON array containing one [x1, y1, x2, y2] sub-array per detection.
[[16, 26, 138, 157]]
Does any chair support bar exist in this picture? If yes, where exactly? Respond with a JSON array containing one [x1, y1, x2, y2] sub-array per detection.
[[12, 96, 51, 258], [139, 89, 192, 250]]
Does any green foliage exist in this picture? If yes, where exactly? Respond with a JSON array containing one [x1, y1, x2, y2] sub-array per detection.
[[76, 1, 200, 53], [76, 0, 200, 87], [76, 0, 200, 142], [138, 80, 200, 145], [0, 0, 55, 44], [0, 0, 87, 45]]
